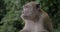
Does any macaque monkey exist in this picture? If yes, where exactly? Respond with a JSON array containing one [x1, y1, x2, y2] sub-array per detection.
[[20, 1, 53, 32]]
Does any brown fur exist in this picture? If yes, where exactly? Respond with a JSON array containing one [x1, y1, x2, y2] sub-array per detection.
[[20, 1, 53, 32]]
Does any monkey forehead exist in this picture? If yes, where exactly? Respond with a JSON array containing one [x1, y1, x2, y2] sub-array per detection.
[[23, 1, 38, 7]]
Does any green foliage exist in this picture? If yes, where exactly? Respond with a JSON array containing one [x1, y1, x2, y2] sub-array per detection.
[[0, 0, 60, 32], [0, 0, 24, 32]]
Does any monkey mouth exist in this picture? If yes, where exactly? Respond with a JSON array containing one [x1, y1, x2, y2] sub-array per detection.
[[22, 14, 30, 17], [22, 15, 32, 19]]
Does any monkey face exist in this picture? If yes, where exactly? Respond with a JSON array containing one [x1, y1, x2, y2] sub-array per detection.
[[21, 2, 40, 20], [22, 5, 33, 17], [21, 6, 33, 19]]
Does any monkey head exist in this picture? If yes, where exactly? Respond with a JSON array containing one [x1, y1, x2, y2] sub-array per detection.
[[21, 1, 40, 20]]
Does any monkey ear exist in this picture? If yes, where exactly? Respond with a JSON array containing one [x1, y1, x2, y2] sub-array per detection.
[[36, 4, 40, 8]]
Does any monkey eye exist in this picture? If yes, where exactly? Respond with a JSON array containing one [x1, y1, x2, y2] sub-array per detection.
[[24, 5, 30, 8]]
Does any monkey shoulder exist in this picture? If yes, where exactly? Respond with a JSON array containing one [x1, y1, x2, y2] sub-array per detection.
[[40, 10, 50, 22]]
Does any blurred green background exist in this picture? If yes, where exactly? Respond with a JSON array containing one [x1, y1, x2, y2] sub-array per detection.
[[0, 0, 60, 32]]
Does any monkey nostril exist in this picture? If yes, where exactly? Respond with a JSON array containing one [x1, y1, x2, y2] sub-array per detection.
[[22, 11, 26, 14], [22, 11, 27, 14]]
